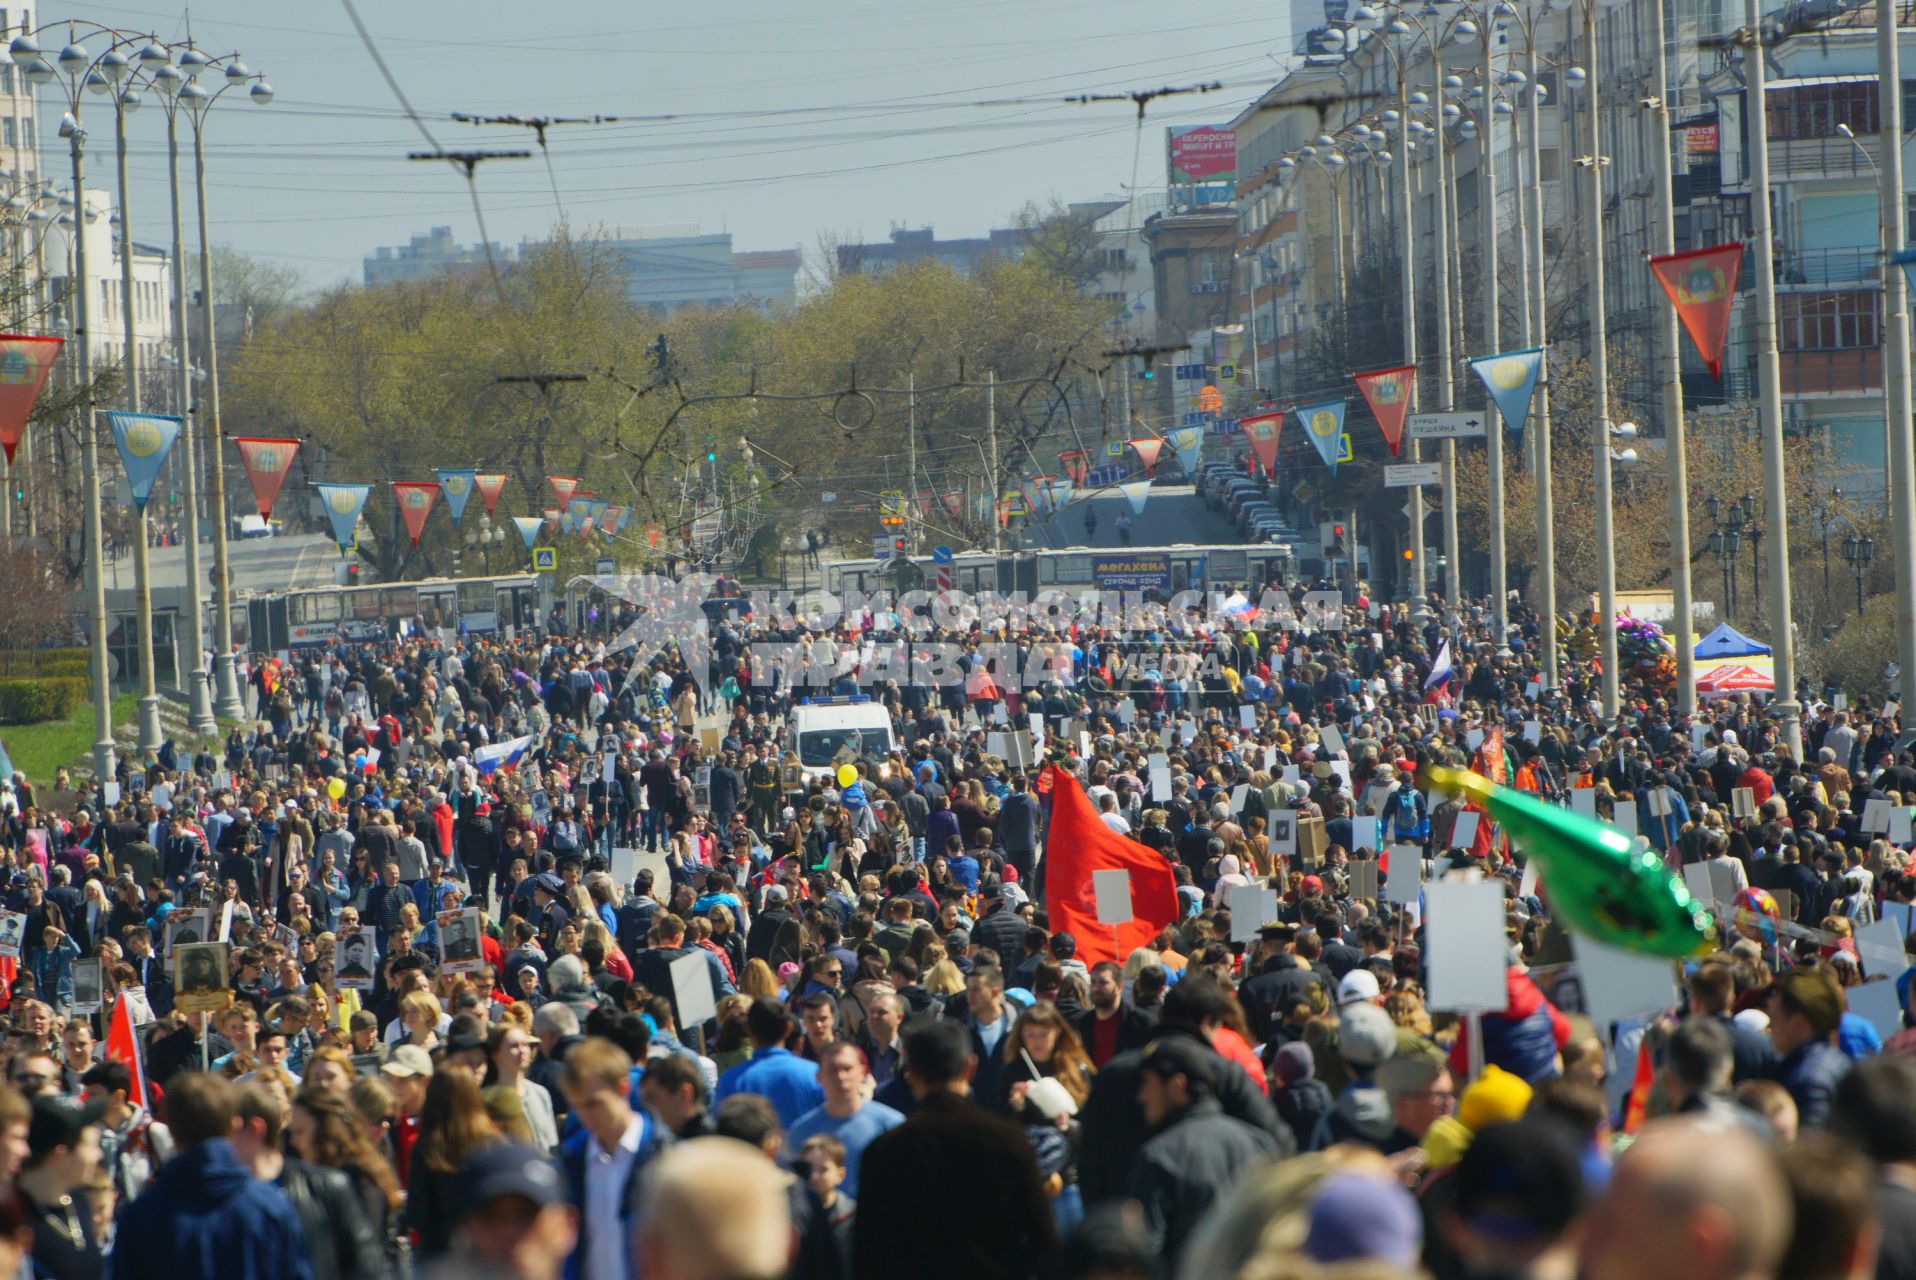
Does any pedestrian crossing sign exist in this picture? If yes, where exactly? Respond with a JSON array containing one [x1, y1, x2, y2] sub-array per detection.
[[1219, 363, 1236, 381], [533, 546, 558, 571], [1337, 432, 1353, 463]]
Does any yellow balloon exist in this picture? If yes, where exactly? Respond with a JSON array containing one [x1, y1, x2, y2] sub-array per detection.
[[326, 777, 346, 801], [835, 764, 858, 788]]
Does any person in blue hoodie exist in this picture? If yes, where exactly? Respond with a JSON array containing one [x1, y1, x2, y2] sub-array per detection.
[[108, 1072, 313, 1280]]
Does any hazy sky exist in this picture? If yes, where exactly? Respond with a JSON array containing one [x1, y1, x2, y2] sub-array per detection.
[[55, 0, 1291, 290]]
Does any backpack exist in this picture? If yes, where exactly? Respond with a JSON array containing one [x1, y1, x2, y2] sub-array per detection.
[[1387, 787, 1429, 842]]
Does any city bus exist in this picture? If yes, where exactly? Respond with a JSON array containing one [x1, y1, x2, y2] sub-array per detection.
[[243, 573, 541, 652], [821, 542, 1296, 597]]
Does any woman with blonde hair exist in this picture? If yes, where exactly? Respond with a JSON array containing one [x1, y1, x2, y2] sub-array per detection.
[[923, 958, 966, 997], [740, 957, 781, 1000], [390, 989, 444, 1051]]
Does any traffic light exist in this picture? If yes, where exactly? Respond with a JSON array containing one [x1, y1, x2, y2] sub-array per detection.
[[1329, 523, 1346, 555], [704, 434, 717, 463], [892, 536, 906, 553], [1137, 358, 1154, 380], [1402, 548, 1414, 561]]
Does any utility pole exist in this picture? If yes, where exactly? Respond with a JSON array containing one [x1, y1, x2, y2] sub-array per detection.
[[1879, 0, 1916, 714], [1480, 14, 1508, 645], [1650, 0, 1696, 714], [116, 94, 162, 758], [906, 371, 919, 555], [1432, 55, 1462, 612], [1524, 26, 1559, 687], [987, 370, 1001, 555], [1582, 0, 1621, 723], [1398, 69, 1426, 604], [1745, 0, 1802, 758]]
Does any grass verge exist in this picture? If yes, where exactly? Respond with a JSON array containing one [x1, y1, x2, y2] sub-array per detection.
[[2, 693, 139, 786]]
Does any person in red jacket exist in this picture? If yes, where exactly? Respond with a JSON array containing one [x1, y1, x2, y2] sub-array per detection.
[[1447, 965, 1571, 1085]]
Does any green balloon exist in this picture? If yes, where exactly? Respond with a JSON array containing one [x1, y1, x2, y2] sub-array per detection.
[[1426, 765, 1714, 958]]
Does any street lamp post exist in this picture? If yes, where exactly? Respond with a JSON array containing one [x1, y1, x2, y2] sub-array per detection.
[[1742, 0, 1803, 758], [103, 38, 174, 757], [148, 56, 215, 733], [179, 50, 272, 723], [12, 25, 148, 783], [1843, 534, 1873, 613], [1877, 0, 1916, 715]]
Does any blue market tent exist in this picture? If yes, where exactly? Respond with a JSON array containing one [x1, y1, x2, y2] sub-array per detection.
[[1693, 622, 1771, 661]]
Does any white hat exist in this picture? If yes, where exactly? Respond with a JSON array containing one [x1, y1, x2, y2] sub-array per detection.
[[1336, 969, 1381, 1007]]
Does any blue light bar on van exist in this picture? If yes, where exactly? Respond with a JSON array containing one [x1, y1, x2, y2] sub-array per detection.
[[799, 695, 872, 705]]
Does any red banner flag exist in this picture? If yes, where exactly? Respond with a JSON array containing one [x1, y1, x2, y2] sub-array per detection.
[[1354, 364, 1417, 458], [475, 473, 508, 516], [232, 436, 300, 521], [1467, 723, 1511, 861], [1060, 449, 1088, 486], [1239, 410, 1283, 475], [391, 481, 439, 547], [104, 990, 148, 1109], [601, 504, 624, 533], [548, 475, 579, 509], [1038, 764, 1179, 967], [1648, 242, 1744, 378], [0, 334, 62, 464], [1130, 437, 1164, 477]]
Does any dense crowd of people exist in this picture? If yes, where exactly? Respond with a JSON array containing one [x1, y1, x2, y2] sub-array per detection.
[[0, 574, 1911, 1280]]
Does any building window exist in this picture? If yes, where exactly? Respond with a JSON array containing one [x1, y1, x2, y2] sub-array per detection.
[[1778, 289, 1878, 351], [1766, 81, 1878, 140]]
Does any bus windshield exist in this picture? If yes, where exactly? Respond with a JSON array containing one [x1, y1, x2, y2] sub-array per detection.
[[798, 728, 890, 766]]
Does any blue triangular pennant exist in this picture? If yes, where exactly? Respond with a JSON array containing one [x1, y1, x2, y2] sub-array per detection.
[[1296, 399, 1347, 474], [314, 482, 371, 555], [1468, 347, 1545, 444], [436, 469, 477, 525], [105, 411, 182, 511]]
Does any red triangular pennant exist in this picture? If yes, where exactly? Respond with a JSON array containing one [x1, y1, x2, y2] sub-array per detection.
[[233, 437, 301, 520], [1648, 243, 1745, 379], [0, 335, 62, 464], [1129, 438, 1164, 477], [1354, 364, 1417, 458], [391, 481, 439, 547], [1239, 410, 1283, 475], [548, 475, 579, 509], [475, 473, 508, 516]]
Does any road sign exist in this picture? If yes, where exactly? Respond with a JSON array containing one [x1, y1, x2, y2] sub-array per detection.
[[1294, 479, 1315, 504], [1384, 462, 1444, 487], [595, 557, 616, 575], [1407, 412, 1487, 440], [932, 545, 953, 564], [1336, 432, 1353, 463], [1218, 363, 1236, 381], [532, 546, 557, 572], [872, 534, 894, 559]]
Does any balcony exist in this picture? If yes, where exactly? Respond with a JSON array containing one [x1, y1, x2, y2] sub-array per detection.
[[1779, 347, 1881, 397], [1777, 246, 1879, 288]]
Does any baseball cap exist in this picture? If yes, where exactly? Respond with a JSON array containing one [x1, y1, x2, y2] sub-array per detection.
[[1336, 969, 1381, 1007], [459, 1142, 566, 1215], [28, 1096, 107, 1160], [1337, 1002, 1398, 1069], [381, 1044, 436, 1080], [765, 885, 790, 904]]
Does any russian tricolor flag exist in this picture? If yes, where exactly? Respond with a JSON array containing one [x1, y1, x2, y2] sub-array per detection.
[[1423, 640, 1453, 701], [473, 734, 536, 777]]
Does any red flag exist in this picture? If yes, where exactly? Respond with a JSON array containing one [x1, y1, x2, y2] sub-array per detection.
[[1129, 438, 1164, 477], [1620, 1027, 1657, 1134], [1060, 450, 1088, 486], [104, 991, 147, 1108], [232, 436, 300, 520], [1354, 364, 1417, 458], [1648, 243, 1744, 378], [1468, 724, 1509, 860], [475, 473, 508, 516], [601, 504, 624, 534], [0, 334, 62, 464], [548, 475, 579, 509], [1239, 410, 1283, 475], [391, 481, 439, 547], [1038, 765, 1179, 967]]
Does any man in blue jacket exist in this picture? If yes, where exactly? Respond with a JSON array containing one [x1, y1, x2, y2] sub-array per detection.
[[560, 1038, 665, 1280], [108, 1072, 313, 1280], [713, 997, 824, 1129]]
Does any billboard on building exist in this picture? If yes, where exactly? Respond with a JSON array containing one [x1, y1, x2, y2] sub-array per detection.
[[1167, 126, 1238, 185]]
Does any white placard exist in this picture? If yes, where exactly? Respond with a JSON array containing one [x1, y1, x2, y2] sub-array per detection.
[[1570, 788, 1597, 819], [102, 781, 120, 807], [1282, 764, 1302, 785], [669, 949, 719, 1027], [1865, 798, 1893, 835], [1894, 809, 1916, 846], [1691, 724, 1711, 751], [1240, 705, 1256, 731], [1525, 678, 1543, 702], [1148, 752, 1169, 773], [1682, 863, 1715, 906], [1093, 869, 1133, 925], [1350, 816, 1380, 852], [1849, 978, 1905, 1043], [1329, 761, 1352, 792], [992, 702, 1009, 725], [1228, 885, 1280, 943], [217, 899, 235, 943], [1179, 720, 1197, 746], [1732, 787, 1757, 819], [1649, 787, 1673, 818], [1385, 846, 1425, 904], [1570, 934, 1679, 1029], [70, 959, 103, 1014], [1610, 804, 1638, 840], [1029, 713, 1046, 745], [1467, 728, 1485, 752], [1523, 721, 1542, 744], [1080, 731, 1093, 758], [1264, 746, 1279, 771], [1269, 814, 1297, 859], [1117, 698, 1136, 726], [1856, 919, 1907, 974], [1834, 691, 1848, 710], [1883, 901, 1916, 940], [1518, 859, 1539, 899], [1230, 784, 1250, 814], [1320, 725, 1347, 758], [1149, 766, 1172, 802], [1449, 812, 1479, 851], [1425, 880, 1509, 1012]]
